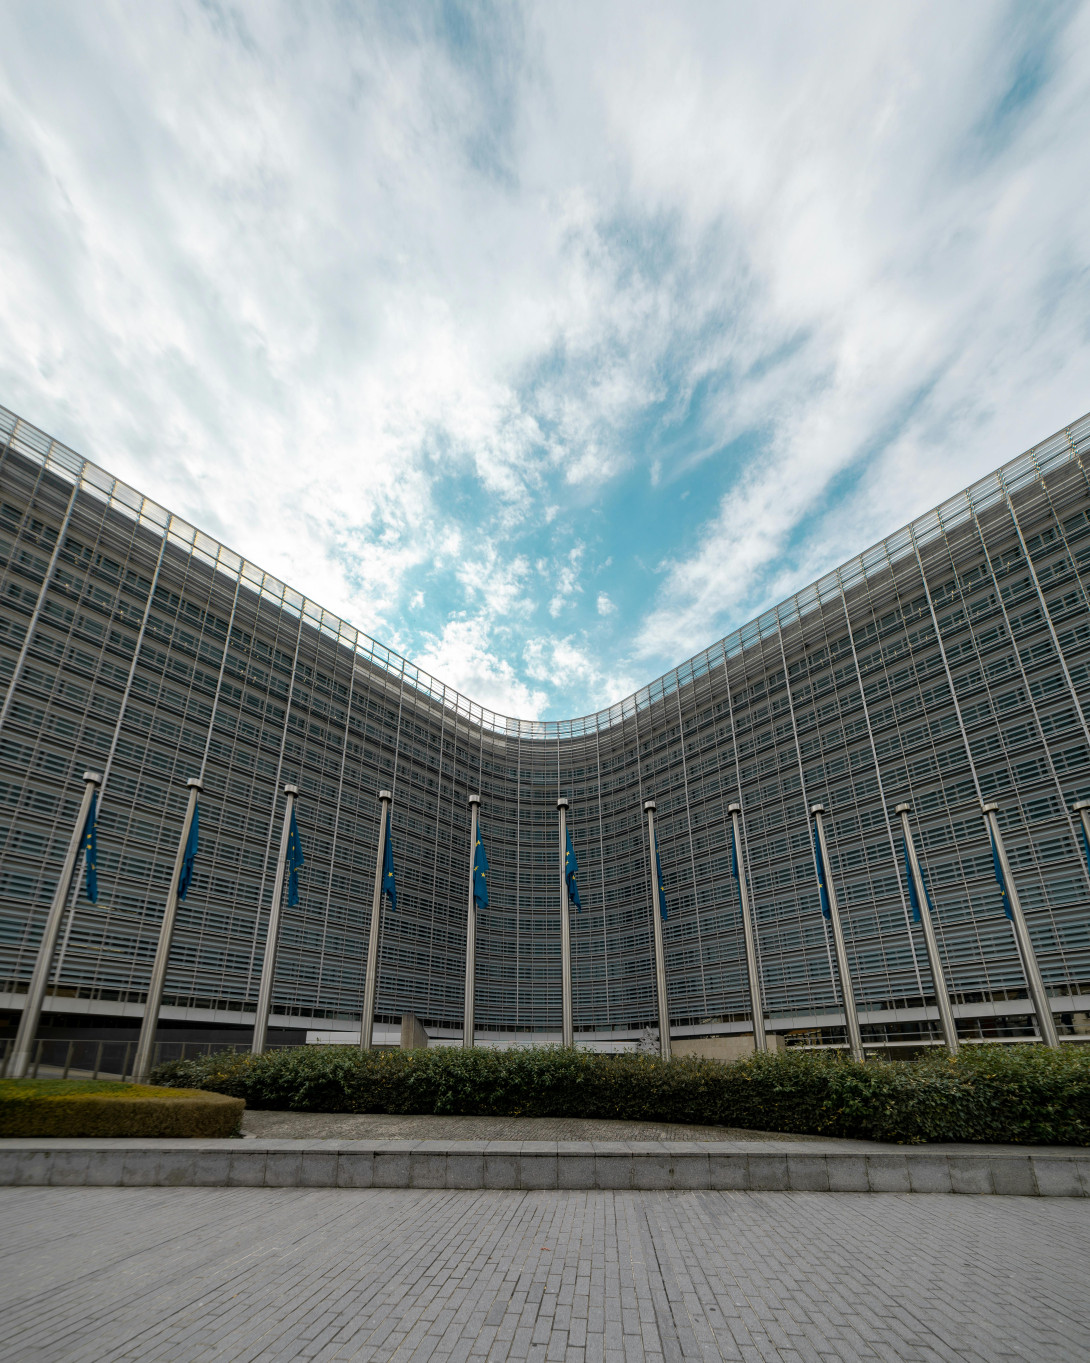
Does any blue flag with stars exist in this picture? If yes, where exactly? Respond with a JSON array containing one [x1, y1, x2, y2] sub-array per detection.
[[178, 802, 199, 901], [286, 808, 305, 908], [901, 837, 937, 925], [989, 828, 1014, 921], [382, 810, 397, 909], [1080, 821, 1090, 881], [812, 820, 831, 920], [473, 821, 489, 908], [564, 827, 582, 911], [654, 831, 667, 921], [83, 791, 99, 904]]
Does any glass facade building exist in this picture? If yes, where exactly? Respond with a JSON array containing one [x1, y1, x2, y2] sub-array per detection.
[[2, 401, 1090, 1048]]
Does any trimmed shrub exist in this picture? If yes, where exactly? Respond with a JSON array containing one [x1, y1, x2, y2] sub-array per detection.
[[150, 1042, 1090, 1145], [0, 1078, 244, 1137]]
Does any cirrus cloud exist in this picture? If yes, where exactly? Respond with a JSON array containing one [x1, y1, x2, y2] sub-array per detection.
[[0, 1, 1087, 718]]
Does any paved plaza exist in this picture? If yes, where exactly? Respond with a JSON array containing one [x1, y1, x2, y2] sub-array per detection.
[[238, 1111, 833, 1143], [1, 1187, 1088, 1362]]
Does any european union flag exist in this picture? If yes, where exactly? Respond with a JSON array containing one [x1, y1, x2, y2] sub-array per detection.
[[812, 821, 831, 920], [654, 831, 667, 921], [83, 791, 99, 904], [730, 823, 740, 884], [178, 802, 199, 901], [989, 828, 1014, 921], [473, 821, 489, 908], [564, 827, 581, 911], [1080, 821, 1090, 881], [382, 810, 397, 909], [901, 837, 936, 925], [286, 808, 305, 908]]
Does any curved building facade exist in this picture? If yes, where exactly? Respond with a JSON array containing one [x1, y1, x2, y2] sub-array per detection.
[[2, 402, 1090, 1049]]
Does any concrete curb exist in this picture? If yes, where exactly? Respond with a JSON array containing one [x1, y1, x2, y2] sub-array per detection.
[[2, 1139, 1088, 1195]]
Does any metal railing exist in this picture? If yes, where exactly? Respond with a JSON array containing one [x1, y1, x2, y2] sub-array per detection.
[[0, 1036, 295, 1081]]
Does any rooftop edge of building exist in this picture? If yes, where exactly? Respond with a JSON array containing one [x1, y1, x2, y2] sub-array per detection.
[[3, 400, 1090, 736]]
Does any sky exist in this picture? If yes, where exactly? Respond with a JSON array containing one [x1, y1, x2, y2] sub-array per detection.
[[1, 1, 1089, 721]]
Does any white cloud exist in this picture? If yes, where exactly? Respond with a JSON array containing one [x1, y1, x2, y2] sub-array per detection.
[[416, 616, 547, 718], [458, 551, 534, 620], [0, 2, 1088, 717], [596, 592, 616, 616], [547, 543, 585, 618], [524, 633, 636, 715], [620, 1, 1090, 663]]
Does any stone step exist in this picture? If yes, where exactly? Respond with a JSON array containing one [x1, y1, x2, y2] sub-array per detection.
[[2, 1139, 1088, 1195]]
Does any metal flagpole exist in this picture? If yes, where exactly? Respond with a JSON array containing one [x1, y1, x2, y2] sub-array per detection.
[[133, 777, 202, 1082], [252, 785, 299, 1055], [980, 801, 1059, 1048], [556, 797, 574, 1048], [727, 801, 767, 1053], [8, 770, 101, 1079], [360, 790, 392, 1052], [463, 794, 481, 1049], [895, 803, 959, 1055], [643, 800, 671, 1061], [810, 803, 864, 1061]]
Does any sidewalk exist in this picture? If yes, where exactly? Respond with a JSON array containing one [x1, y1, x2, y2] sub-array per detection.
[[5, 1184, 1087, 1363]]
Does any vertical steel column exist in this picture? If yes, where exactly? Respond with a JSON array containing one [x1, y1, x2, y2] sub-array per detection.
[[50, 531, 173, 987], [196, 572, 244, 783], [463, 794, 481, 1049], [1074, 800, 1090, 870], [133, 777, 202, 1082], [643, 800, 671, 1061], [8, 771, 101, 1078], [834, 569, 926, 1000], [771, 620, 841, 1001], [907, 527, 983, 804], [980, 801, 1060, 1048], [556, 797, 574, 1047], [810, 803, 865, 1061], [895, 803, 959, 1054], [360, 790, 393, 1052], [996, 480, 1090, 756], [252, 784, 299, 1055], [672, 687, 709, 1011], [244, 611, 306, 996], [726, 801, 767, 1052], [0, 477, 80, 739]]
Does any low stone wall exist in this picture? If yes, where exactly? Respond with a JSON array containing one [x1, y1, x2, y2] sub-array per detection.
[[671, 1033, 784, 1061], [2, 1139, 1087, 1195]]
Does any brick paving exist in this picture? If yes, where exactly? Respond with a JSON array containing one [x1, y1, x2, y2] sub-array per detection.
[[2, 1188, 1088, 1362]]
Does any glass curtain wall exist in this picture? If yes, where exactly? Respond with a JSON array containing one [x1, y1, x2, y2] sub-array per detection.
[[2, 402, 1090, 1043]]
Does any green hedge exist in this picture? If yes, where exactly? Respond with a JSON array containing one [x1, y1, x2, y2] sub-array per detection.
[[0, 1078, 244, 1138], [150, 1043, 1090, 1145]]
